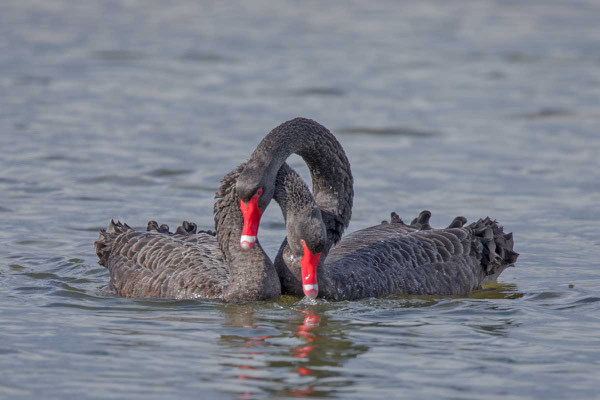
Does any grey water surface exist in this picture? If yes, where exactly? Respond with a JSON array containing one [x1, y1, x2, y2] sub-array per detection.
[[1, 1, 599, 399]]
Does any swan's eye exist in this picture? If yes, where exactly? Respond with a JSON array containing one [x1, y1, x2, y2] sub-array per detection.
[[257, 188, 263, 196]]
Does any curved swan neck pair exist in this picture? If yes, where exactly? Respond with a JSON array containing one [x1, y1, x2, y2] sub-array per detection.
[[212, 117, 352, 301], [226, 118, 353, 299], [209, 117, 353, 301], [238, 117, 353, 245]]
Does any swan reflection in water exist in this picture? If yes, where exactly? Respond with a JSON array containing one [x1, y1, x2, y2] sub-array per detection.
[[217, 302, 368, 398], [287, 308, 321, 397], [213, 283, 523, 398]]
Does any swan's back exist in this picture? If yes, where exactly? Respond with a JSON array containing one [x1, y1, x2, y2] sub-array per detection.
[[95, 222, 227, 299], [320, 216, 518, 300]]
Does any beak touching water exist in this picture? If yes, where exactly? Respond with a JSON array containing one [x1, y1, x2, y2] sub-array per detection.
[[300, 240, 321, 299], [240, 189, 263, 250]]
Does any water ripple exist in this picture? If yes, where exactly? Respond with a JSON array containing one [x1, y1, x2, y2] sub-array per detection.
[[92, 50, 147, 62], [292, 87, 346, 97], [146, 168, 193, 177], [337, 126, 440, 137], [83, 175, 156, 186], [2, 1, 600, 399]]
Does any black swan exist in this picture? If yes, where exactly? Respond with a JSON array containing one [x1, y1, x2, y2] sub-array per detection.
[[94, 161, 326, 302], [96, 117, 518, 302], [234, 118, 519, 300]]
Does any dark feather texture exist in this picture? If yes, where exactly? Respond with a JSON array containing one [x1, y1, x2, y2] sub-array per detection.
[[96, 117, 519, 302], [317, 213, 518, 300], [94, 159, 323, 301], [95, 163, 282, 302]]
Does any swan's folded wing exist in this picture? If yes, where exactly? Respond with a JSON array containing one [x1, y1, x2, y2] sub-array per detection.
[[401, 219, 518, 291], [324, 225, 481, 298], [323, 218, 518, 299], [95, 230, 228, 299]]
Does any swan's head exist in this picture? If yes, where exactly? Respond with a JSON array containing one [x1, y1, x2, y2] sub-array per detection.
[[299, 239, 321, 299], [239, 187, 264, 250], [237, 164, 276, 250], [287, 208, 327, 299]]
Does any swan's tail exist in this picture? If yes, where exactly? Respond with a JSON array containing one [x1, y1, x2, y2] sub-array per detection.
[[146, 219, 211, 236], [94, 220, 133, 268], [95, 219, 215, 267], [468, 217, 519, 276], [384, 210, 519, 278]]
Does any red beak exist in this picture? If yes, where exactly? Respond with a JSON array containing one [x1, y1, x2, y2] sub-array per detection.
[[240, 190, 263, 250], [300, 240, 321, 299]]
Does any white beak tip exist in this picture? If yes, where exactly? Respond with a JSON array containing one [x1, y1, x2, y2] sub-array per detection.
[[240, 235, 257, 250], [303, 284, 319, 299]]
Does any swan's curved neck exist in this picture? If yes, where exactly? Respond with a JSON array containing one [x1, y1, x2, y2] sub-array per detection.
[[272, 163, 318, 223], [242, 117, 353, 244], [214, 165, 280, 302]]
